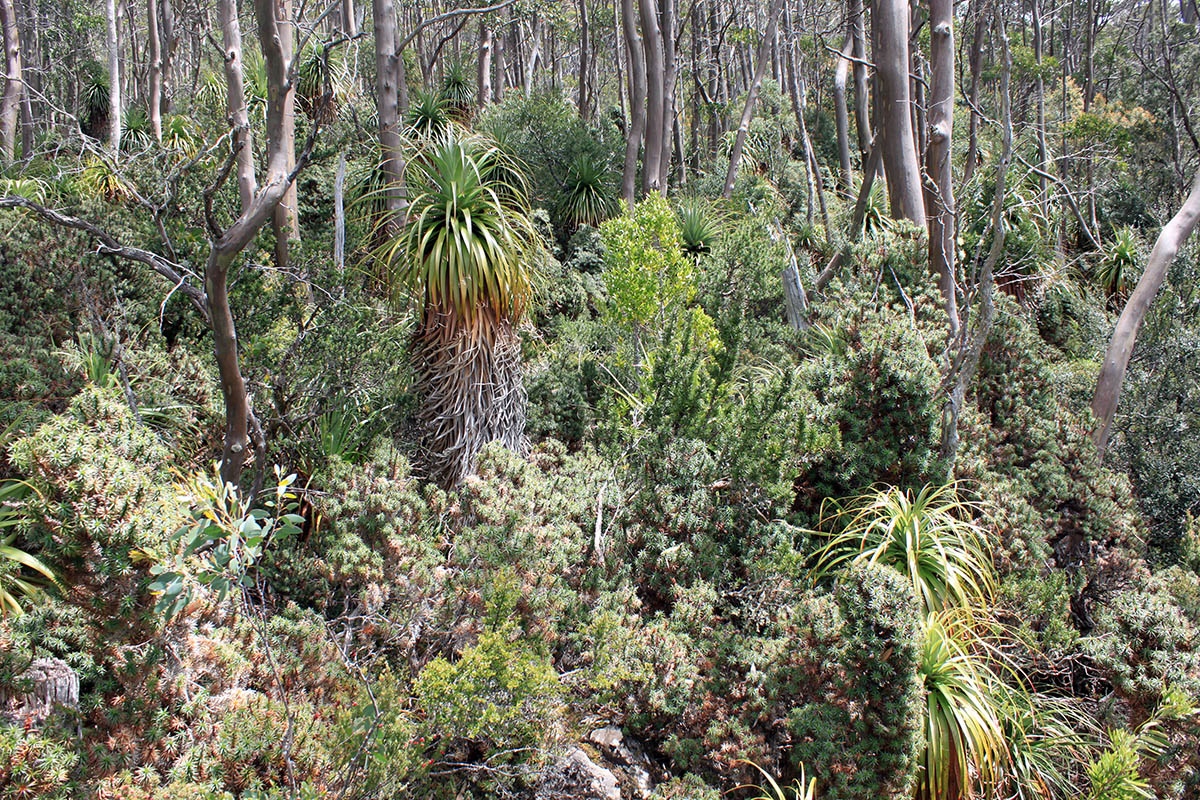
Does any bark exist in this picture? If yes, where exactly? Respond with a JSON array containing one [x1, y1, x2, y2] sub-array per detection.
[[926, 0, 958, 338], [639, 0, 664, 195], [940, 16, 1011, 473], [833, 31, 854, 188], [341, 0, 357, 36], [962, 0, 987, 187], [160, 0, 174, 115], [850, 0, 870, 158], [576, 0, 588, 118], [146, 0, 162, 142], [218, 0, 255, 211], [105, 0, 121, 153], [620, 0, 647, 205], [272, 0, 300, 271], [373, 0, 403, 214], [871, 0, 923, 225], [657, 0, 677, 191], [0, 0, 20, 162], [1092, 165, 1200, 455], [478, 23, 493, 107], [721, 0, 783, 198]]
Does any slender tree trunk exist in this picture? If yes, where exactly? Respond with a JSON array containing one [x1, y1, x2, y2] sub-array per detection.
[[342, 0, 357, 36], [374, 0, 403, 214], [850, 0, 870, 158], [962, 0, 988, 187], [657, 0, 677, 191], [871, 0, 924, 225], [1031, 0, 1048, 215], [833, 30, 853, 188], [577, 0, 589, 118], [478, 22, 493, 108], [219, 0, 255, 211], [620, 0, 647, 205], [146, 0, 162, 142], [639, 0, 664, 194], [272, 0, 299, 271], [0, 0, 21, 162], [159, 0, 174, 115], [721, 0, 783, 198], [105, 0, 121, 153], [940, 15, 1011, 472], [927, 0, 958, 337], [1092, 165, 1200, 455]]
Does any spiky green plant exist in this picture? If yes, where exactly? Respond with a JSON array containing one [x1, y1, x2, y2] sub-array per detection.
[[996, 693, 1093, 800], [919, 612, 1007, 800], [374, 130, 542, 486], [740, 760, 817, 800], [558, 154, 619, 229], [0, 177, 49, 203], [75, 157, 131, 202], [811, 483, 995, 615], [862, 181, 892, 236], [162, 115, 201, 155], [676, 199, 723, 257], [0, 480, 56, 616], [1096, 226, 1139, 301], [405, 91, 451, 139], [440, 60, 475, 118], [121, 106, 153, 151], [295, 43, 349, 123]]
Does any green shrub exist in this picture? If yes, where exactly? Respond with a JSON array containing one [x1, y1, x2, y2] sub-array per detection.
[[0, 725, 79, 799]]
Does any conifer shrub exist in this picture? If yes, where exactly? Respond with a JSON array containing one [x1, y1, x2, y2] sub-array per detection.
[[773, 563, 924, 800]]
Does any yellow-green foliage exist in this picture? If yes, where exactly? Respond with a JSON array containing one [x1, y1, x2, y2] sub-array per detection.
[[600, 195, 701, 330], [415, 619, 561, 751]]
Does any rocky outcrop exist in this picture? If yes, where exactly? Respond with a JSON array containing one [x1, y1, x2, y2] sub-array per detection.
[[536, 746, 622, 800]]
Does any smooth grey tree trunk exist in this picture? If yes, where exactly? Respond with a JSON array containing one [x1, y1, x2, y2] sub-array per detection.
[[871, 0, 924, 225], [105, 0, 121, 153], [1092, 165, 1200, 455], [0, 0, 20, 162], [926, 0, 958, 338]]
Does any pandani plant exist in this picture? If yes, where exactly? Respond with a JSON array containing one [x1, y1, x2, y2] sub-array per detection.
[[374, 128, 543, 487]]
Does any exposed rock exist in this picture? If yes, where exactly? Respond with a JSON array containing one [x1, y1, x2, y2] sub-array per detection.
[[536, 746, 622, 800], [0, 657, 79, 726], [588, 726, 658, 798]]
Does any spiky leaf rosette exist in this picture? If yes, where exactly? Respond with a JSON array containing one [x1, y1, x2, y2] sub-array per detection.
[[380, 130, 539, 327], [377, 130, 542, 486]]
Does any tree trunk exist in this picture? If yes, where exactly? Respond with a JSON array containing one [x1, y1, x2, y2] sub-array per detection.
[[833, 30, 853, 188], [159, 0, 174, 116], [962, 0, 987, 187], [871, 0, 924, 225], [374, 0, 403, 214], [105, 0, 121, 153], [926, 0, 958, 338], [850, 0, 870, 158], [478, 23, 493, 107], [146, 0, 162, 142], [656, 0, 677, 191], [620, 0, 647, 205], [0, 0, 20, 162], [272, 0, 300, 271], [639, 0, 664, 195], [576, 0, 589, 118], [219, 0, 255, 211], [1092, 165, 1200, 455], [940, 15, 1011, 473], [721, 0, 783, 198]]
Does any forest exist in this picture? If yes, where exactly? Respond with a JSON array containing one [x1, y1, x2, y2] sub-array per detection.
[[0, 0, 1198, 796]]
